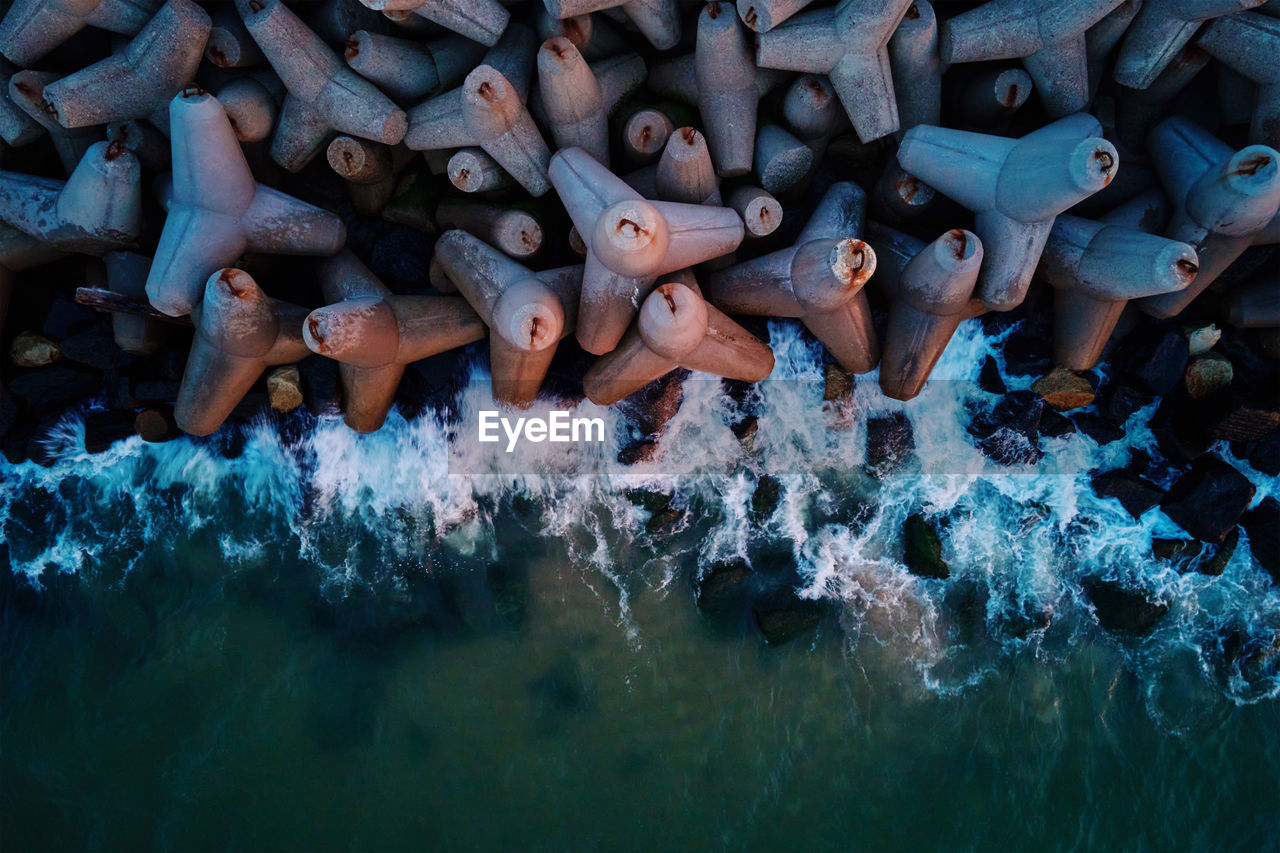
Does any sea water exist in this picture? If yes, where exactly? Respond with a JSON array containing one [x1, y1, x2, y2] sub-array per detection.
[[2, 320, 1277, 850]]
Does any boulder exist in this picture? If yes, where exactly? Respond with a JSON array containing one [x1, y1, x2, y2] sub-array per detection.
[[1241, 498, 1280, 584], [1072, 413, 1125, 445], [865, 412, 913, 475], [133, 380, 182, 402], [1184, 353, 1233, 399], [1039, 409, 1076, 438], [8, 366, 100, 414], [266, 365, 304, 413], [57, 330, 137, 370], [1161, 457, 1257, 543], [1245, 430, 1279, 477], [752, 587, 827, 645], [617, 439, 657, 465], [1097, 382, 1150, 425], [1032, 367, 1095, 411], [1122, 330, 1189, 396], [9, 332, 61, 368], [1084, 579, 1168, 634], [696, 559, 753, 610], [298, 355, 342, 417], [83, 410, 137, 453], [135, 406, 178, 443], [731, 415, 758, 445], [1001, 331, 1052, 377], [903, 513, 948, 579], [752, 475, 781, 520], [41, 297, 97, 338], [1091, 469, 1164, 518], [0, 385, 15, 440], [978, 354, 1006, 394]]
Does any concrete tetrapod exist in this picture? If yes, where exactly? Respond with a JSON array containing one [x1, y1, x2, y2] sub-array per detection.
[[532, 7, 627, 60], [237, 0, 406, 172], [543, 0, 681, 50], [434, 229, 585, 407], [8, 71, 105, 174], [693, 2, 759, 177], [1113, 0, 1266, 90], [175, 268, 311, 436], [105, 250, 161, 355], [897, 113, 1118, 312], [1040, 207, 1200, 371], [0, 140, 140, 255], [1139, 117, 1280, 318], [656, 127, 721, 206], [405, 27, 551, 196], [582, 280, 774, 405], [735, 0, 816, 33], [345, 31, 483, 105], [537, 37, 608, 166], [549, 146, 745, 355], [42, 0, 210, 133], [707, 182, 879, 373], [879, 229, 984, 401], [888, 0, 942, 133], [0, 0, 160, 66], [357, 0, 510, 47], [1197, 11, 1280, 148], [939, 0, 1125, 117], [302, 251, 486, 432], [756, 0, 914, 143], [146, 89, 346, 318]]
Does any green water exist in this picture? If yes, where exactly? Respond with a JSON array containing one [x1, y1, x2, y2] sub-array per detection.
[[3, 522, 1277, 852]]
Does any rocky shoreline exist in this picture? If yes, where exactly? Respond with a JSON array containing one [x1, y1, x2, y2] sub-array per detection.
[[0, 0, 1278, 657]]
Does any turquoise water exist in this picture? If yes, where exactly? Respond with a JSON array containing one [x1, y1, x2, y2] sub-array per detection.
[[3, 322, 1278, 850]]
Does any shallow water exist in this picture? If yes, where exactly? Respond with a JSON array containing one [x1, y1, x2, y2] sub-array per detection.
[[3, 321, 1278, 850]]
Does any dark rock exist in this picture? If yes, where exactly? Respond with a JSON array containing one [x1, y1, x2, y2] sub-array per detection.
[[865, 412, 913, 475], [731, 415, 758, 443], [968, 389, 1044, 440], [617, 439, 657, 465], [0, 385, 15, 440], [1152, 538, 1203, 563], [1097, 383, 1150, 425], [1161, 457, 1257, 543], [1084, 579, 1169, 634], [83, 410, 136, 453], [696, 559, 753, 610], [57, 330, 137, 370], [371, 229, 433, 288], [620, 368, 685, 437], [135, 407, 177, 443], [1001, 332, 1052, 377], [41, 297, 98, 338], [298, 355, 342, 417], [1072, 412, 1125, 445], [1039, 409, 1076, 438], [625, 489, 670, 513], [1184, 353, 1233, 399], [1091, 470, 1164, 518], [752, 474, 781, 520], [133, 380, 181, 402], [978, 354, 1006, 394], [1241, 498, 1280, 584], [1123, 330, 1189, 395], [1149, 392, 1215, 465], [903, 513, 948, 579], [8, 366, 100, 414], [943, 578, 989, 643], [1246, 429, 1280, 477], [1199, 527, 1239, 576], [752, 587, 827, 645]]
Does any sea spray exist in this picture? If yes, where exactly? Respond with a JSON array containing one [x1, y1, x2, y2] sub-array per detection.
[[2, 319, 1277, 711]]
